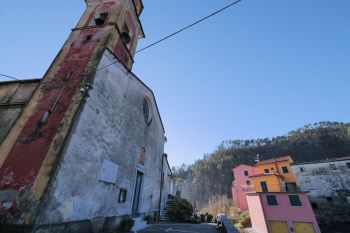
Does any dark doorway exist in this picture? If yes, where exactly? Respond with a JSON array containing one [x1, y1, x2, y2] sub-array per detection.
[[261, 181, 268, 193], [132, 171, 143, 217]]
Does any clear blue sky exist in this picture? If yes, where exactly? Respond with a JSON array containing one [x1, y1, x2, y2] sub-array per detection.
[[1, 1, 349, 167]]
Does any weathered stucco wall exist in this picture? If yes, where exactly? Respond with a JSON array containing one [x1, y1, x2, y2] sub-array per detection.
[[160, 156, 172, 215], [36, 50, 165, 225], [0, 0, 148, 228], [292, 160, 350, 197], [292, 159, 350, 223], [0, 80, 39, 144]]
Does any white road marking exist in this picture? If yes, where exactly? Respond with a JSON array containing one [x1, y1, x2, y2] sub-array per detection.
[[165, 228, 173, 232], [171, 230, 200, 233]]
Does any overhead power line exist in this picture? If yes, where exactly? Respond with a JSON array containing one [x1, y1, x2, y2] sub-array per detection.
[[1, 0, 243, 80], [0, 73, 24, 82], [97, 0, 243, 71], [136, 0, 242, 54]]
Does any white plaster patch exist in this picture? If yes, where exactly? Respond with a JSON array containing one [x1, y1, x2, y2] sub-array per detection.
[[59, 200, 74, 220]]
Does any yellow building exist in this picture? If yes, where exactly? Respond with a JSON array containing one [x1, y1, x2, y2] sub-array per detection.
[[250, 156, 298, 192]]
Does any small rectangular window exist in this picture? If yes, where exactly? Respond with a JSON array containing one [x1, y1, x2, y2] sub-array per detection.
[[266, 195, 278, 206], [289, 195, 302, 206], [329, 164, 337, 170], [244, 171, 249, 176], [346, 163, 350, 169], [246, 180, 251, 186], [264, 168, 270, 173], [118, 189, 127, 203], [282, 166, 289, 173]]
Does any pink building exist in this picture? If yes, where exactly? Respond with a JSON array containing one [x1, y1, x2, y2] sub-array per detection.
[[246, 192, 321, 233], [232, 164, 256, 211]]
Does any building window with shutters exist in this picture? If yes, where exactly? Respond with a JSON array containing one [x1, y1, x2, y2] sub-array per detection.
[[266, 195, 278, 206], [289, 195, 302, 206]]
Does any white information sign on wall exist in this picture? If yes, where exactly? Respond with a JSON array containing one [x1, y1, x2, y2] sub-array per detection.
[[99, 159, 119, 184]]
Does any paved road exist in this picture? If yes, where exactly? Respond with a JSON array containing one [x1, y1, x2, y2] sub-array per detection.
[[138, 223, 220, 233]]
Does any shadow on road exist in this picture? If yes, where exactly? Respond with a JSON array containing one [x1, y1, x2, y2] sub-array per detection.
[[139, 223, 220, 233]]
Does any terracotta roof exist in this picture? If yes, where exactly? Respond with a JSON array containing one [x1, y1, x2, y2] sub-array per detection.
[[256, 156, 292, 165], [249, 173, 283, 178], [233, 164, 255, 170]]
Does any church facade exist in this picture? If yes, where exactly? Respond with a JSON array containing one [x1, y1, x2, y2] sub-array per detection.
[[0, 0, 171, 232]]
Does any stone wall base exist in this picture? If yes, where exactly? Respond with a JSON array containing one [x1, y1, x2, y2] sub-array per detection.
[[0, 216, 124, 233]]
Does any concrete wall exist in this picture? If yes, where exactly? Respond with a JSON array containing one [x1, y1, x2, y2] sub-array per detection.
[[160, 156, 172, 216], [292, 160, 350, 197], [292, 159, 350, 223], [251, 175, 283, 193], [0, 80, 39, 144], [246, 194, 268, 233], [247, 193, 320, 233], [36, 50, 165, 226], [232, 165, 255, 211], [256, 159, 297, 183], [260, 193, 321, 233]]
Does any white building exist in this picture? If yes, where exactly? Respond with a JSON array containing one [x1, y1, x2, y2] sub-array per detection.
[[292, 157, 350, 224]]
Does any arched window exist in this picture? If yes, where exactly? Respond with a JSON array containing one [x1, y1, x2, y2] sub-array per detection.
[[143, 98, 152, 125]]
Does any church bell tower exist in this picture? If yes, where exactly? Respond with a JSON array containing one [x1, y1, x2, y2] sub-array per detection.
[[0, 0, 144, 227]]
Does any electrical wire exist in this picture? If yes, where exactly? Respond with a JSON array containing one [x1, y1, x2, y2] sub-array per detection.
[[1, 0, 243, 79], [136, 0, 242, 54], [97, 0, 243, 71], [0, 73, 24, 82]]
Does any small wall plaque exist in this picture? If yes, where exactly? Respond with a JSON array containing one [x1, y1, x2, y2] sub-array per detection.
[[99, 159, 119, 184]]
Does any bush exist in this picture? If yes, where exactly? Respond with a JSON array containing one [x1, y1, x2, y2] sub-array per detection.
[[120, 217, 134, 232], [234, 211, 251, 229], [167, 198, 193, 222], [206, 214, 213, 223], [144, 215, 153, 223]]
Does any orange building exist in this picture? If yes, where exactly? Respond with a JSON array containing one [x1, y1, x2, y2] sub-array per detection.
[[250, 156, 298, 193]]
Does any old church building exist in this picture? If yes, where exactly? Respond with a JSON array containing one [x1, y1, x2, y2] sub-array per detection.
[[0, 0, 173, 232]]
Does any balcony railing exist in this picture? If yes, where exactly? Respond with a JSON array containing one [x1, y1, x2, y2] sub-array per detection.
[[241, 185, 256, 193]]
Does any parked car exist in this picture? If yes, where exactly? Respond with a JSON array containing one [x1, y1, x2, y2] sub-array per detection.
[[216, 213, 226, 228]]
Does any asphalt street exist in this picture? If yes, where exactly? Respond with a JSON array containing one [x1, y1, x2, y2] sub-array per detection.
[[138, 223, 220, 233]]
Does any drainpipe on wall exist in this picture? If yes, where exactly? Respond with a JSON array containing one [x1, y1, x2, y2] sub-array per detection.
[[158, 153, 165, 220]]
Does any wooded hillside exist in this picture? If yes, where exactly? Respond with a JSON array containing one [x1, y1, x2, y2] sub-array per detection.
[[173, 121, 350, 209]]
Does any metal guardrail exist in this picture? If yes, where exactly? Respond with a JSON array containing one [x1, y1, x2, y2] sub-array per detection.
[[221, 216, 240, 233]]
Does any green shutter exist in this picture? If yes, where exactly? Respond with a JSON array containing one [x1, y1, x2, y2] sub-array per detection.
[[288, 195, 302, 206]]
